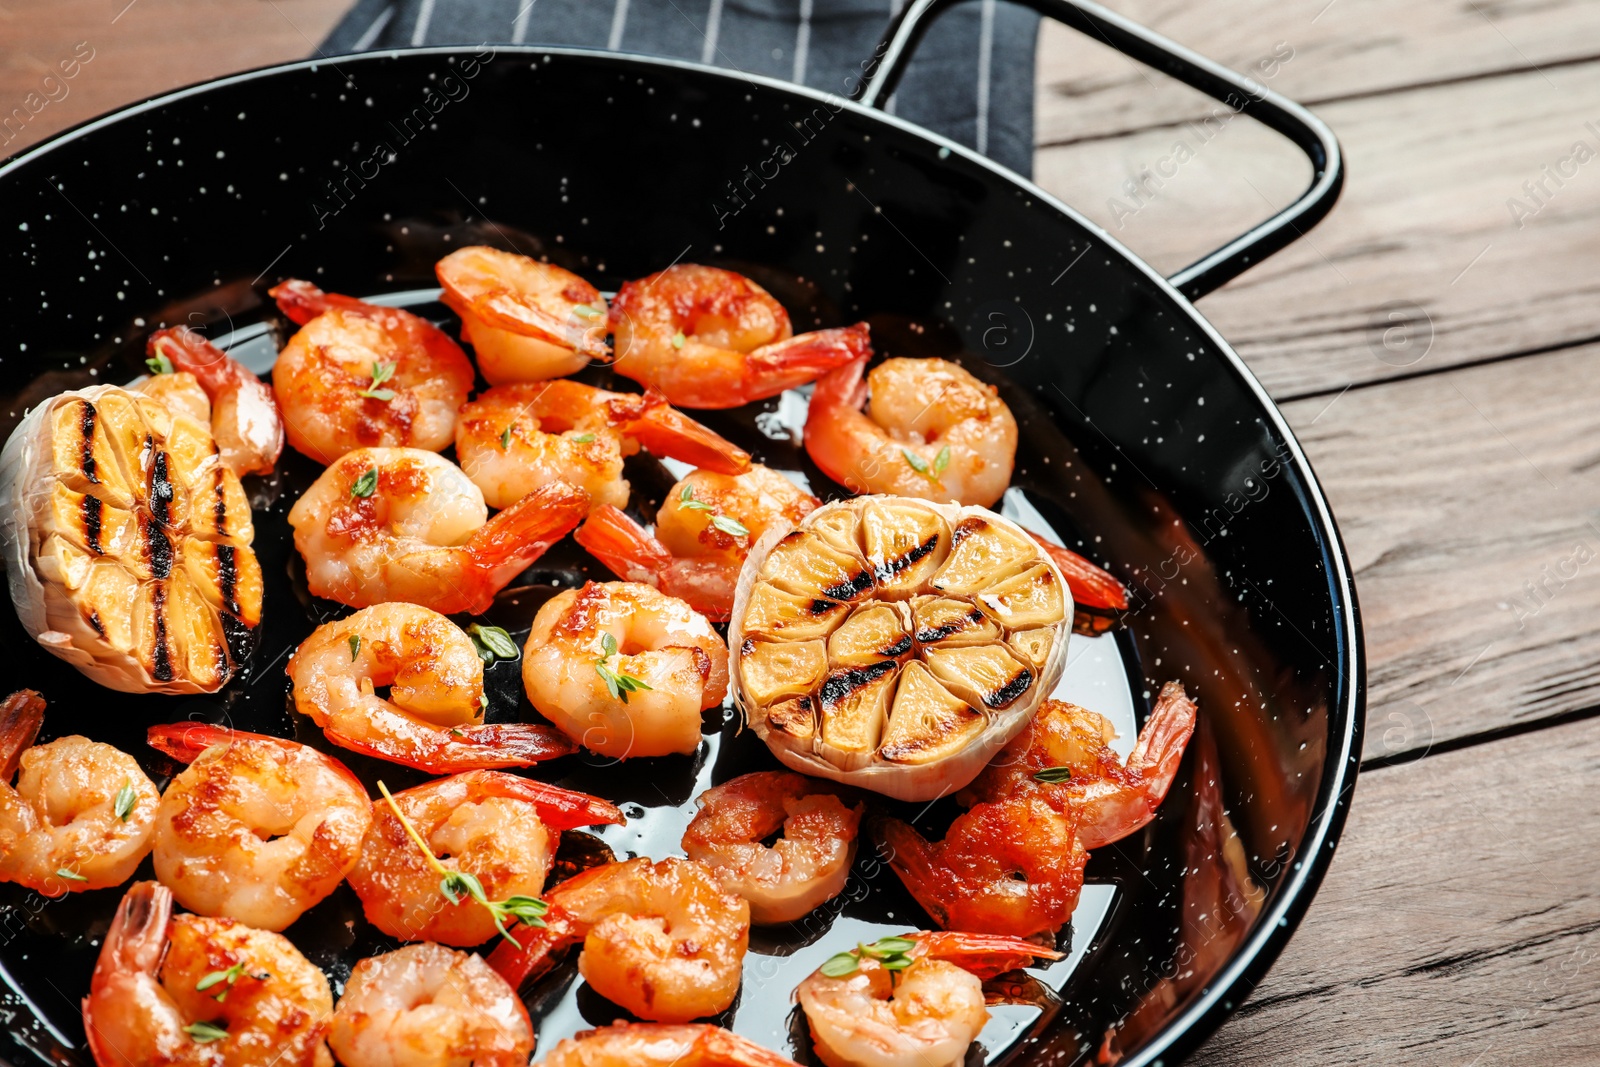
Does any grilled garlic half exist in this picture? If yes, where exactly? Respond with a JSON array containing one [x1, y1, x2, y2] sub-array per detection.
[[0, 385, 262, 693], [728, 495, 1071, 800]]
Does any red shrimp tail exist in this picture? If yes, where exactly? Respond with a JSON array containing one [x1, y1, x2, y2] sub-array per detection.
[[467, 482, 590, 597], [84, 881, 173, 1061], [148, 326, 231, 387], [574, 505, 673, 585], [470, 770, 628, 830], [323, 721, 577, 775], [914, 930, 1064, 978], [1028, 531, 1130, 619], [470, 290, 613, 361], [268, 279, 358, 324], [744, 323, 873, 404], [627, 393, 752, 475], [0, 689, 46, 780], [146, 722, 283, 763], [487, 917, 570, 990], [874, 816, 957, 929], [656, 561, 738, 622]]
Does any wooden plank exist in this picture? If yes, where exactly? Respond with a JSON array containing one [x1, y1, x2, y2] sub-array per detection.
[[1189, 713, 1600, 1064], [1279, 341, 1600, 759], [1035, 0, 1600, 145], [0, 0, 349, 156], [1034, 60, 1600, 399]]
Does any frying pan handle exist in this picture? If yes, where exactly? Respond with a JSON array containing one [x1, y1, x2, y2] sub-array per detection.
[[856, 0, 1344, 300]]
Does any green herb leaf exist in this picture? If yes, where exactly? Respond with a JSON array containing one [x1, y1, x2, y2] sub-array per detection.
[[114, 780, 137, 822], [819, 952, 860, 978], [468, 623, 520, 664], [932, 445, 951, 476], [145, 353, 175, 376], [441, 870, 489, 907], [1033, 766, 1074, 784], [359, 361, 398, 400], [671, 330, 686, 350], [55, 868, 87, 882], [499, 425, 513, 450], [351, 467, 379, 499], [498, 895, 549, 928], [348, 634, 361, 661], [572, 304, 601, 319], [709, 514, 750, 538], [184, 1022, 229, 1044], [594, 632, 651, 704], [881, 955, 915, 971], [571, 432, 596, 443], [867, 936, 918, 955], [195, 966, 239, 993], [678, 485, 714, 512], [902, 449, 930, 474]]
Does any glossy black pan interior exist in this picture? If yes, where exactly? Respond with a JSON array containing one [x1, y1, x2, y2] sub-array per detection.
[[0, 8, 1361, 1065]]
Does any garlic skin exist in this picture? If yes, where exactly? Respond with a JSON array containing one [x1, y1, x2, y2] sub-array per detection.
[[0, 384, 261, 694], [729, 495, 1072, 801]]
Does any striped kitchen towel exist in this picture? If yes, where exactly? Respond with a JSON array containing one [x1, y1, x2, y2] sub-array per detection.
[[322, 0, 1040, 178]]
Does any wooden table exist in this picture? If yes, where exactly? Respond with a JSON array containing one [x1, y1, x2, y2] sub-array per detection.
[[6, 1, 1597, 1061]]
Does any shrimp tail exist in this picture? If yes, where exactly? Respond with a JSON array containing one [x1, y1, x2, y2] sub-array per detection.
[[626, 393, 753, 475], [146, 722, 280, 762], [268, 279, 359, 325], [0, 689, 46, 781], [1077, 681, 1198, 850], [486, 911, 572, 990], [1027, 531, 1130, 627], [148, 723, 372, 795], [463, 481, 590, 611], [574, 506, 737, 621], [469, 770, 627, 830], [574, 505, 673, 585], [83, 881, 172, 1063], [147, 325, 226, 385], [914, 930, 1063, 978], [873, 816, 957, 929], [322, 720, 578, 775], [743, 323, 872, 404], [462, 288, 613, 361]]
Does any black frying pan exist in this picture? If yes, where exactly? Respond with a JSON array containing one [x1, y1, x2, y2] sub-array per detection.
[[0, 1, 1359, 1064]]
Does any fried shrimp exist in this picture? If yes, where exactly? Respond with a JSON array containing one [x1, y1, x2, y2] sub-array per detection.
[[522, 581, 730, 759], [609, 264, 872, 409], [287, 602, 576, 774], [347, 770, 624, 947], [269, 279, 475, 463], [960, 682, 1198, 850], [876, 795, 1087, 938], [146, 725, 371, 931], [680, 770, 863, 924], [436, 245, 610, 382], [805, 356, 1018, 507], [575, 465, 818, 621], [144, 326, 284, 477], [454, 379, 750, 511], [879, 684, 1197, 936], [0, 690, 160, 895], [488, 856, 750, 1023], [796, 931, 1059, 1067], [536, 1023, 801, 1067], [329, 942, 534, 1067], [287, 447, 587, 615], [82, 881, 335, 1067]]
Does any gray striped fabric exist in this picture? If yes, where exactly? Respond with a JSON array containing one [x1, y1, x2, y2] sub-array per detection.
[[322, 0, 1040, 177]]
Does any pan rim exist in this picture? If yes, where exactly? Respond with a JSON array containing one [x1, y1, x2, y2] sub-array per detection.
[[0, 43, 1363, 1067]]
